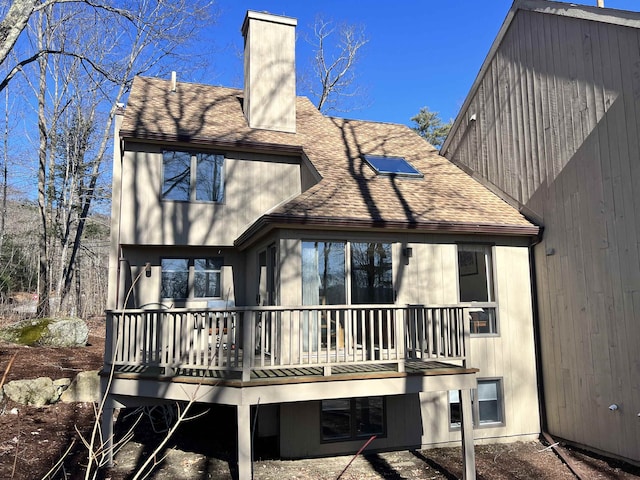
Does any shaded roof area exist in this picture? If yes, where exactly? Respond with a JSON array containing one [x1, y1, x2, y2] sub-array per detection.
[[121, 76, 538, 241]]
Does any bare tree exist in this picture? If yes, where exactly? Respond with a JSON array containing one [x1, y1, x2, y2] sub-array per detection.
[[15, 0, 215, 316], [0, 86, 8, 253], [304, 16, 368, 113]]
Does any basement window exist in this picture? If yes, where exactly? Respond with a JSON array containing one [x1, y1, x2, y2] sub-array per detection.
[[363, 155, 422, 177], [321, 397, 385, 442], [449, 378, 504, 429]]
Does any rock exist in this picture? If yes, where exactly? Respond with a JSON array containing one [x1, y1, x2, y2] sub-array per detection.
[[52, 378, 72, 403], [3, 377, 58, 406], [0, 317, 88, 347], [42, 318, 89, 347], [60, 370, 101, 403]]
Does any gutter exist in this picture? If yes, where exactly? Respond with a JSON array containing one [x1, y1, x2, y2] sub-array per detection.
[[118, 131, 304, 157], [235, 213, 540, 250]]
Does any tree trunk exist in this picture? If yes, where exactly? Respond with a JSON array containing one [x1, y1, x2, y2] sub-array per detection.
[[0, 0, 38, 73], [36, 13, 49, 318], [0, 86, 8, 253]]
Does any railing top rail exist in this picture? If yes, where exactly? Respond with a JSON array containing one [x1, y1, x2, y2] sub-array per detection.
[[106, 304, 471, 315]]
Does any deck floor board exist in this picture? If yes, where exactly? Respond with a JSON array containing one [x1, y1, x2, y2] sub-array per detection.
[[109, 359, 476, 387]]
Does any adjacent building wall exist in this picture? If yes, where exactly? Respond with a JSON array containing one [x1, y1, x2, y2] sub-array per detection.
[[442, 5, 640, 462]]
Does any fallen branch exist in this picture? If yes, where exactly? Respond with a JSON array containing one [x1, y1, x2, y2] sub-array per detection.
[[336, 435, 377, 480], [538, 441, 559, 452], [39, 438, 76, 480], [541, 432, 586, 480], [0, 352, 17, 391]]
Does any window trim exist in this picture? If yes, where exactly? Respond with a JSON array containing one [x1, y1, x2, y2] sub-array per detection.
[[161, 150, 225, 204], [449, 377, 505, 430], [161, 256, 223, 300], [456, 243, 499, 336], [320, 396, 387, 443]]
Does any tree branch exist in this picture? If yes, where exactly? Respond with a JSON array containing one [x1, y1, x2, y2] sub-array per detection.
[[307, 17, 368, 113]]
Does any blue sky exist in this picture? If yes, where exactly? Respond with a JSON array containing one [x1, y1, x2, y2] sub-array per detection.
[[193, 0, 640, 127]]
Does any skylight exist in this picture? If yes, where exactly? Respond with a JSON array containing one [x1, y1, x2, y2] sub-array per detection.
[[363, 155, 423, 177]]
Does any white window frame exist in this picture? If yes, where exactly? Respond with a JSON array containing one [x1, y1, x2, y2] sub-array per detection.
[[457, 244, 499, 336]]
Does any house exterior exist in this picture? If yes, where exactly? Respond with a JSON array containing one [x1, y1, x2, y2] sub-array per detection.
[[442, 0, 640, 464], [102, 10, 541, 479]]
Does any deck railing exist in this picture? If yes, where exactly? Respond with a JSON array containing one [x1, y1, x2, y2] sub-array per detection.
[[104, 304, 470, 380]]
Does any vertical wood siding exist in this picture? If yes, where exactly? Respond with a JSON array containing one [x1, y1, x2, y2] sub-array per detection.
[[445, 9, 640, 461], [120, 146, 303, 246]]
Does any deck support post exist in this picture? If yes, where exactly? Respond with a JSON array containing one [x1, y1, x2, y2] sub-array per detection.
[[100, 396, 115, 467], [237, 403, 252, 480], [242, 311, 253, 382], [460, 388, 476, 480]]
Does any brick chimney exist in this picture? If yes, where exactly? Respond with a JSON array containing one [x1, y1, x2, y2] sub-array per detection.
[[241, 11, 297, 133]]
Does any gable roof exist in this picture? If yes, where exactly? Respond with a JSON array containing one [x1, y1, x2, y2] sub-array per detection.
[[121, 76, 538, 246], [441, 0, 640, 156]]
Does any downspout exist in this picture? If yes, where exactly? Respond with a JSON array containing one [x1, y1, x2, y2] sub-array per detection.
[[527, 228, 547, 433], [113, 116, 125, 310]]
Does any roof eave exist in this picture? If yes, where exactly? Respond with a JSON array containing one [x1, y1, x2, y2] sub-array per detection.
[[234, 213, 540, 250], [119, 130, 304, 156]]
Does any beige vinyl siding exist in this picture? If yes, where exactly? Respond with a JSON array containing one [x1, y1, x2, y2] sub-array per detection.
[[418, 246, 539, 446], [444, 7, 640, 461], [274, 236, 539, 452], [119, 143, 303, 246]]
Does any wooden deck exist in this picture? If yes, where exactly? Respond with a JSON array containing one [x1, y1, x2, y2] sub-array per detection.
[[106, 359, 477, 387], [105, 304, 472, 384]]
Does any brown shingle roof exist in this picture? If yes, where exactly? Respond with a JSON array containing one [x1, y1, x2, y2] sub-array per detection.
[[121, 76, 538, 241]]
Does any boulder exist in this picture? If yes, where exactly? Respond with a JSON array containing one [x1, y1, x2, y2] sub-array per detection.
[[3, 377, 58, 406], [52, 378, 72, 403], [60, 370, 101, 403], [42, 318, 89, 347], [0, 317, 88, 347]]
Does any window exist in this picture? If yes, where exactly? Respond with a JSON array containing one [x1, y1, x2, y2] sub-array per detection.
[[351, 242, 393, 304], [363, 155, 422, 177], [458, 245, 497, 334], [162, 150, 224, 202], [161, 259, 189, 298], [161, 257, 223, 299], [449, 379, 504, 428], [194, 258, 223, 298], [300, 241, 395, 351], [301, 241, 346, 305], [300, 241, 394, 305], [321, 397, 385, 441]]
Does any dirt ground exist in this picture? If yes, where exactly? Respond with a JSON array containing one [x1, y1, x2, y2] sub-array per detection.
[[0, 315, 639, 480]]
